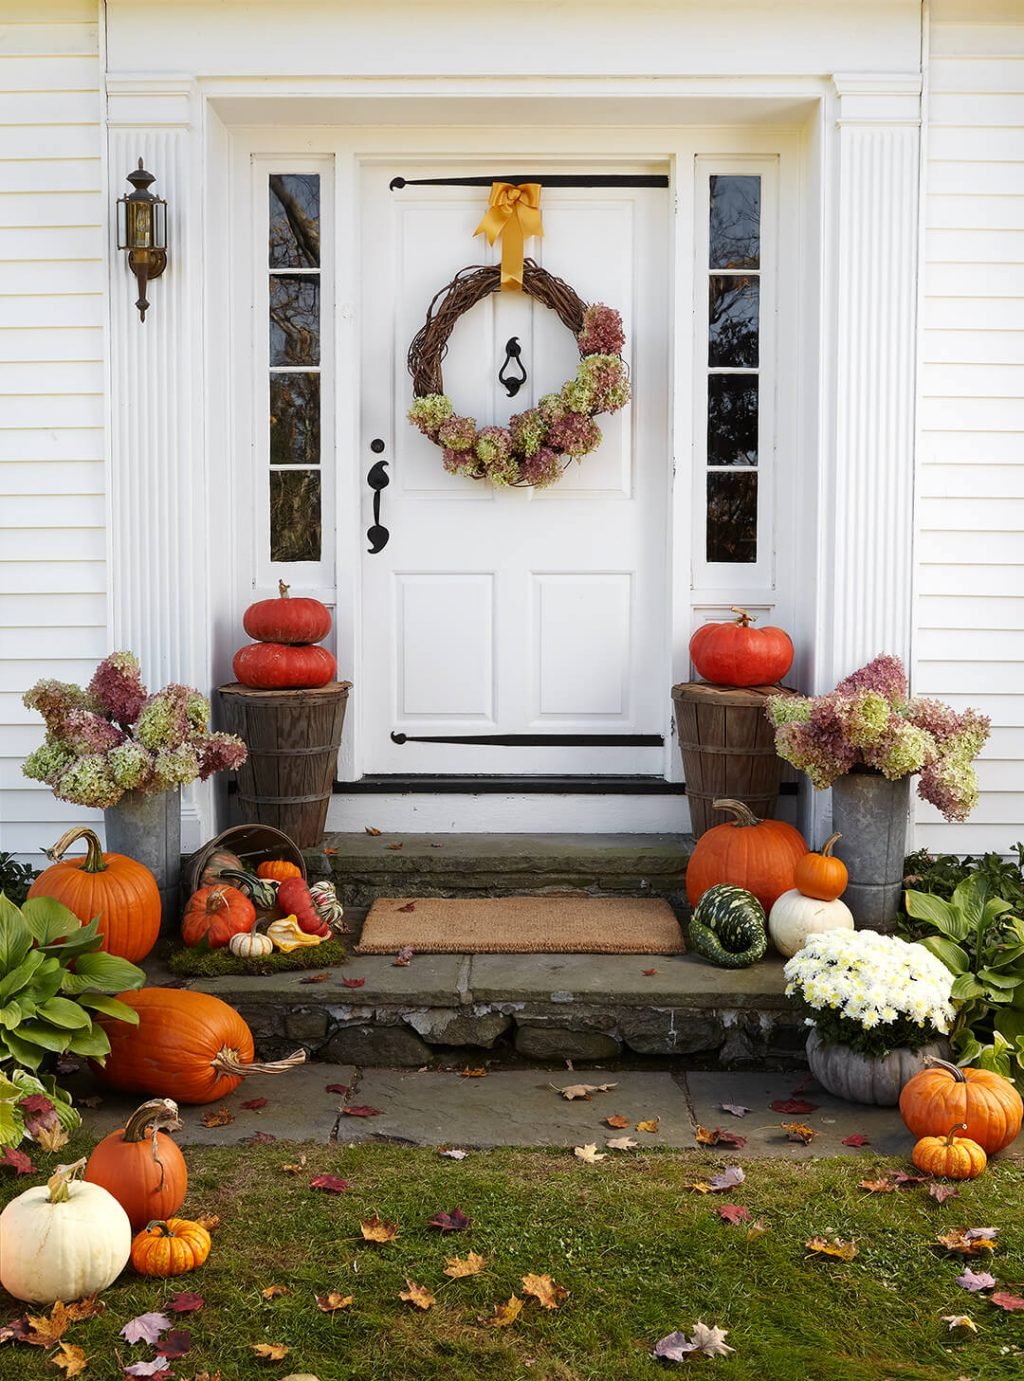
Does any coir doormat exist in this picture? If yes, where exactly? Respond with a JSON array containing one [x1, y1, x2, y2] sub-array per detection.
[[354, 895, 685, 955]]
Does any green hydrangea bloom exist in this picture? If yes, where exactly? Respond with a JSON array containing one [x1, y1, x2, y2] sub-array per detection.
[[108, 741, 154, 790], [54, 755, 121, 808], [22, 738, 75, 785]]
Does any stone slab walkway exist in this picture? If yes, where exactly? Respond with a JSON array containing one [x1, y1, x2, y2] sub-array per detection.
[[72, 1062, 972, 1161]]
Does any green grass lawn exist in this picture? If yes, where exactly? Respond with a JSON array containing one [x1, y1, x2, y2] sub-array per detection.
[[2, 1138, 1023, 1380]]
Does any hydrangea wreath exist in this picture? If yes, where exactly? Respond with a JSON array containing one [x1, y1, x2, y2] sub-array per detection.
[[406, 259, 630, 488]]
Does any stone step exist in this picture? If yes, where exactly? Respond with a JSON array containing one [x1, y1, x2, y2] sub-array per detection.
[[305, 832, 692, 905]]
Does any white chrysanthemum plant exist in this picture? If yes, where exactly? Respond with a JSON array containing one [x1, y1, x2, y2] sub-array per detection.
[[783, 929, 955, 1059]]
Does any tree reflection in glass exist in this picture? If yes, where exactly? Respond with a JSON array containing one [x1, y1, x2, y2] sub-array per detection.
[[707, 472, 757, 564], [707, 376, 758, 467], [709, 175, 760, 270], [709, 275, 759, 369], [270, 470, 322, 562], [269, 174, 320, 268]]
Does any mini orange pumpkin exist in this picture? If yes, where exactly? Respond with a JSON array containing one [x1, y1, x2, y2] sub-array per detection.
[[256, 859, 303, 882], [131, 1218, 211, 1277], [685, 798, 808, 912], [899, 1057, 1023, 1156], [911, 1123, 987, 1180], [181, 884, 255, 950], [793, 833, 848, 902]]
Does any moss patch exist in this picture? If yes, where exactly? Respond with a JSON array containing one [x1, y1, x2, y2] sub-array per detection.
[[166, 936, 347, 977]]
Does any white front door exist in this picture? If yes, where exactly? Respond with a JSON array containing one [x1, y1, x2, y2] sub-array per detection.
[[359, 164, 671, 778]]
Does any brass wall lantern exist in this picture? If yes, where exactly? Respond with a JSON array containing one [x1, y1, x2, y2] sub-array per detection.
[[116, 159, 167, 322]]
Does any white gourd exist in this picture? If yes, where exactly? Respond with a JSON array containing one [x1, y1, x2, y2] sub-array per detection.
[[768, 888, 855, 959], [0, 1157, 131, 1303], [229, 930, 274, 959]]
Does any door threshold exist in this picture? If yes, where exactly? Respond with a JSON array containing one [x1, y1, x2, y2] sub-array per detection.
[[334, 775, 687, 795]]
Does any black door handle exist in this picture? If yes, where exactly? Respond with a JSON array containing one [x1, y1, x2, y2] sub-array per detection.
[[366, 457, 390, 553]]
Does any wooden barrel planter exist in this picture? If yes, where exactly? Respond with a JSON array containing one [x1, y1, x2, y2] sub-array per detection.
[[218, 682, 352, 849], [671, 682, 798, 839]]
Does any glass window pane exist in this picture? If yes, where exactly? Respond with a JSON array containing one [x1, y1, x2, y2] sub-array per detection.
[[707, 471, 757, 564], [270, 469, 321, 562], [707, 375, 758, 467], [269, 174, 320, 268], [709, 175, 761, 270], [270, 274, 320, 366], [270, 374, 320, 466], [709, 275, 759, 368]]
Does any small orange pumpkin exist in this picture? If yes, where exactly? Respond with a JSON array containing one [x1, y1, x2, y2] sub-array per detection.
[[793, 833, 849, 902], [256, 859, 303, 882], [131, 1218, 211, 1277], [29, 826, 161, 964], [911, 1123, 987, 1180], [685, 798, 808, 912], [181, 885, 255, 950], [84, 1099, 187, 1232], [899, 1057, 1023, 1156]]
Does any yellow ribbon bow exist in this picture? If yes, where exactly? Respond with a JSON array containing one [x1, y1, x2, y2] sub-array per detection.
[[474, 181, 543, 291]]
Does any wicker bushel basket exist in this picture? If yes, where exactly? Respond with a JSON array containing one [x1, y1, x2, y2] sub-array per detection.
[[672, 681, 798, 839], [184, 824, 307, 898]]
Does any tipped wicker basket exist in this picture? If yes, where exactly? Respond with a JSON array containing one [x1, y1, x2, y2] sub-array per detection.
[[184, 824, 306, 897]]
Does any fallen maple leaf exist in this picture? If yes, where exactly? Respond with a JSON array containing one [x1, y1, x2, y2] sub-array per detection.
[[642, 968, 658, 976], [694, 1125, 745, 1149], [553, 1082, 617, 1101], [0, 1145, 35, 1175], [341, 977, 365, 989], [397, 901, 416, 912], [521, 1273, 569, 1309], [341, 1106, 382, 1118], [121, 1312, 173, 1345], [444, 1252, 487, 1278], [51, 1341, 88, 1377], [941, 1314, 978, 1333], [26, 1302, 74, 1347], [63, 1299, 103, 1325], [573, 1143, 606, 1164], [240, 1097, 268, 1111], [75, 1096, 103, 1109], [399, 1280, 435, 1310], [325, 1084, 351, 1095], [805, 1236, 858, 1261], [0, 1317, 32, 1345], [392, 945, 414, 965], [438, 1147, 469, 1160], [888, 1170, 931, 1187], [653, 1330, 697, 1360], [428, 1208, 470, 1231], [782, 1122, 816, 1144], [746, 1220, 769, 1241], [200, 1108, 234, 1128], [709, 1166, 745, 1192], [123, 1360, 171, 1378], [606, 1136, 639, 1151], [260, 1285, 290, 1301], [310, 1174, 351, 1193], [689, 1321, 735, 1358], [300, 972, 330, 984], [316, 1292, 354, 1312], [770, 1098, 818, 1114], [195, 1213, 220, 1233], [385, 843, 405, 851], [280, 1155, 308, 1176], [604, 1114, 630, 1129], [635, 1118, 660, 1134], [481, 1296, 523, 1328], [159, 1328, 192, 1360], [167, 1292, 204, 1313], [34, 1122, 69, 1152], [364, 825, 382, 835], [859, 1177, 896, 1194], [360, 1215, 399, 1243], [243, 1130, 276, 1145], [929, 1183, 961, 1204], [460, 1067, 487, 1079], [937, 1229, 998, 1256], [990, 1290, 1024, 1312], [719, 1103, 750, 1118], [842, 1134, 871, 1147], [251, 1341, 289, 1360], [716, 1204, 751, 1224], [957, 1268, 996, 1292]]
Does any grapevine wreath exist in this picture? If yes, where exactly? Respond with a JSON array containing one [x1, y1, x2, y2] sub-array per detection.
[[406, 259, 630, 489]]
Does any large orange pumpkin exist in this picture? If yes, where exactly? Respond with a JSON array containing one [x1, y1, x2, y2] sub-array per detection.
[[95, 988, 305, 1105], [689, 607, 794, 688], [28, 826, 160, 964], [181, 884, 255, 949], [899, 1057, 1023, 1156], [685, 798, 807, 911], [84, 1098, 187, 1231]]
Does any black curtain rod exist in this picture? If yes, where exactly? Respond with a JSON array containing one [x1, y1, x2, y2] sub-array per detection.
[[390, 174, 669, 191]]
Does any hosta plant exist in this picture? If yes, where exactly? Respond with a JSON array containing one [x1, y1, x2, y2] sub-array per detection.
[[0, 892, 145, 1096], [0, 1068, 80, 1149], [906, 872, 1024, 1078]]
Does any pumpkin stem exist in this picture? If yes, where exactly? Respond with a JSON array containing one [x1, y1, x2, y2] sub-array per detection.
[[210, 1046, 307, 1079], [278, 579, 290, 598], [144, 1219, 175, 1237], [945, 1123, 969, 1146], [47, 1156, 87, 1204], [729, 607, 755, 626], [712, 798, 762, 828], [923, 1056, 967, 1084], [819, 833, 842, 857], [44, 826, 107, 874], [122, 1098, 182, 1193]]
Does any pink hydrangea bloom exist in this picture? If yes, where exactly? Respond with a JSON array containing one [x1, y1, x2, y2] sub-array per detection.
[[547, 412, 602, 457], [577, 303, 625, 356], [518, 447, 564, 488], [87, 651, 147, 727]]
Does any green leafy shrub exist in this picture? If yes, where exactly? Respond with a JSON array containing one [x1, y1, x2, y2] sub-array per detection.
[[0, 853, 39, 907], [902, 843, 1024, 912]]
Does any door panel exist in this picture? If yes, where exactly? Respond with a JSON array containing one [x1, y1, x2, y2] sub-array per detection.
[[360, 164, 670, 775]]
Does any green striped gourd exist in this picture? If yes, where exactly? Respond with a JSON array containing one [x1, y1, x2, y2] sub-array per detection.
[[688, 884, 768, 968]]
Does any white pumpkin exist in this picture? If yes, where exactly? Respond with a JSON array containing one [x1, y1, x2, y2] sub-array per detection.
[[768, 888, 855, 958], [0, 1157, 132, 1303], [229, 929, 274, 958]]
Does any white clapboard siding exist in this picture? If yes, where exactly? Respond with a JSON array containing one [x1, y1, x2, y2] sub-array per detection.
[[915, 6, 1024, 855], [0, 1, 106, 862]]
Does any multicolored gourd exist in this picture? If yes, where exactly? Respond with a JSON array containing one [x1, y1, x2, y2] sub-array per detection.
[[899, 1057, 1023, 1156], [196, 846, 245, 888], [310, 879, 347, 933], [277, 875, 331, 936], [181, 884, 256, 949], [267, 915, 323, 953], [911, 1123, 987, 1180], [84, 1099, 187, 1232], [685, 798, 807, 912], [793, 833, 848, 901], [688, 884, 768, 968], [768, 888, 854, 958], [130, 1217, 212, 1277], [689, 607, 794, 687], [216, 868, 280, 912]]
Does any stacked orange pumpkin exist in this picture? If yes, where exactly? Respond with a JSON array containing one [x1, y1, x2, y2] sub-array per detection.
[[689, 606, 794, 688], [233, 580, 336, 689]]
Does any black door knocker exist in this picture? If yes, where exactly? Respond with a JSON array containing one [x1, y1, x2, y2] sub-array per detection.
[[366, 447, 390, 553], [498, 336, 527, 398]]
